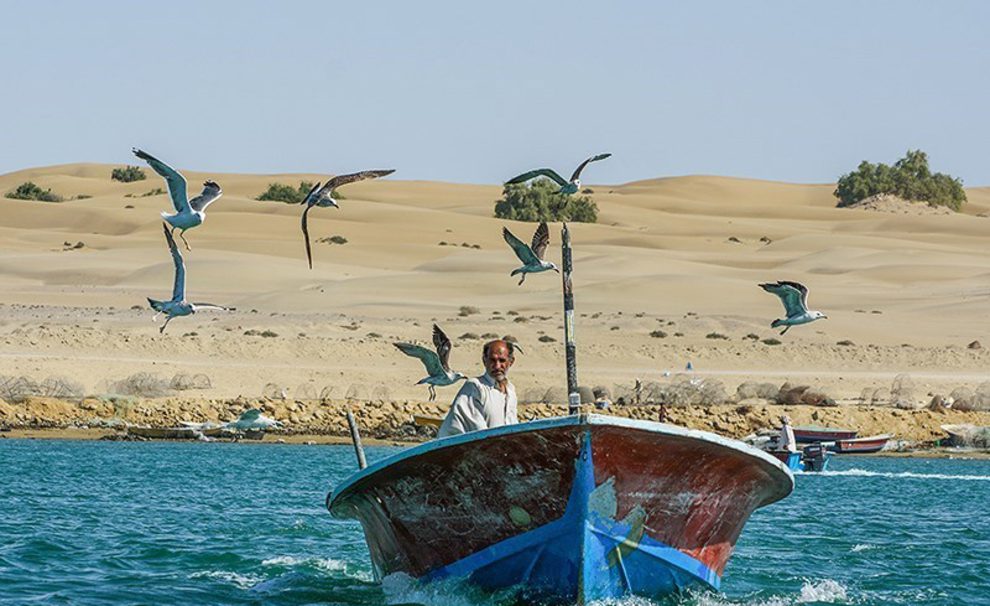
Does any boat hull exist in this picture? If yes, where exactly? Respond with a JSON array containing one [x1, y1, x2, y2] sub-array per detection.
[[793, 426, 857, 443], [328, 415, 793, 603], [832, 434, 891, 454]]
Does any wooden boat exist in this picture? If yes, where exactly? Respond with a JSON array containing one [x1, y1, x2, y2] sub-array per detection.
[[327, 414, 793, 603], [126, 426, 202, 440], [793, 425, 857, 443], [832, 434, 891, 454]]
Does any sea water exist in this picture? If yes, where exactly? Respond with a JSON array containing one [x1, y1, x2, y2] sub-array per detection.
[[1, 440, 987, 606]]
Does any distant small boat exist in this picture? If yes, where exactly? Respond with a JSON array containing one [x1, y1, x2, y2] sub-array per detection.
[[127, 426, 202, 440], [766, 443, 831, 472], [328, 414, 793, 603], [793, 425, 857, 443], [831, 434, 891, 454]]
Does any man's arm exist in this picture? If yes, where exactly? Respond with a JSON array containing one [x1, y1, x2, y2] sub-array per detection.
[[437, 381, 482, 438]]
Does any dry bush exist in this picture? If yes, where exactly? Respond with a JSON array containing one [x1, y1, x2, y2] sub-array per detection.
[[170, 373, 211, 391], [295, 383, 318, 401], [108, 373, 172, 398], [735, 381, 778, 401], [262, 383, 288, 400], [890, 374, 918, 409], [345, 384, 368, 401], [626, 377, 727, 407]]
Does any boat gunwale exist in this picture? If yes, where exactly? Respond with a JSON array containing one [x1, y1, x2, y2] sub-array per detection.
[[328, 413, 794, 511]]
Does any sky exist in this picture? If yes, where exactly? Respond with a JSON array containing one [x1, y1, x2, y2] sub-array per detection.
[[1, 1, 987, 185]]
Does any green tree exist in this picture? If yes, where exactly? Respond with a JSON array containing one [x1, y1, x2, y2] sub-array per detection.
[[256, 181, 325, 203], [493, 179, 598, 223], [834, 149, 965, 211], [111, 166, 146, 182], [5, 181, 63, 202]]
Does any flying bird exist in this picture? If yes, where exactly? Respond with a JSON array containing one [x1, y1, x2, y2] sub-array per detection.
[[147, 223, 234, 333], [300, 169, 395, 269], [393, 324, 466, 401], [759, 281, 827, 335], [132, 148, 222, 251], [505, 153, 611, 195], [503, 222, 558, 285]]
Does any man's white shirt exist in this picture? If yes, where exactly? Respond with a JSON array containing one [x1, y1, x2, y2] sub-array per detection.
[[437, 373, 518, 438]]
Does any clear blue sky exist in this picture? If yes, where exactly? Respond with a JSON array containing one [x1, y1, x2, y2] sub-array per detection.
[[2, 1, 987, 185]]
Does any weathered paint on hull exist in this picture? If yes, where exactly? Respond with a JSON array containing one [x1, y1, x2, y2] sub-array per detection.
[[793, 426, 857, 443], [328, 415, 793, 603]]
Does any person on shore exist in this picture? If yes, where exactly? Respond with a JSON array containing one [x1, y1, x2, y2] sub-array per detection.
[[779, 415, 797, 452], [437, 339, 519, 438]]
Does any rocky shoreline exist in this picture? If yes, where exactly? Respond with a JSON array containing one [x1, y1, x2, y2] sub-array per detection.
[[3, 394, 989, 450]]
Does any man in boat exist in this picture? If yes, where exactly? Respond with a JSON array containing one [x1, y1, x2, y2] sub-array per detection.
[[437, 339, 519, 438], [779, 415, 797, 452]]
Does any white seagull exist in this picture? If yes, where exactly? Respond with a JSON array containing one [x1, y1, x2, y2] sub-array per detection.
[[224, 408, 282, 431], [503, 222, 558, 285], [132, 148, 222, 251], [759, 280, 827, 335], [505, 153, 611, 195], [147, 223, 234, 334], [300, 169, 395, 269], [393, 324, 466, 401]]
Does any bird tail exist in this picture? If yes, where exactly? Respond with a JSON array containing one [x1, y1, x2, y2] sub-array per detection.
[[770, 318, 783, 328], [160, 211, 171, 219], [147, 298, 167, 312]]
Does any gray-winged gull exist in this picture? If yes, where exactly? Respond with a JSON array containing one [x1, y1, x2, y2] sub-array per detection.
[[503, 221, 558, 285], [147, 223, 234, 334], [505, 153, 611, 195], [300, 169, 395, 269], [133, 148, 222, 251], [759, 280, 827, 335], [393, 324, 466, 401]]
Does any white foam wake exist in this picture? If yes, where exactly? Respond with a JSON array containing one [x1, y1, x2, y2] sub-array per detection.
[[812, 468, 990, 481]]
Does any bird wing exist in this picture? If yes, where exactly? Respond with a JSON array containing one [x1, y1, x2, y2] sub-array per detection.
[[301, 205, 315, 269], [503, 227, 540, 265], [530, 221, 550, 260], [505, 168, 568, 187], [319, 169, 395, 196], [569, 153, 612, 182], [394, 342, 445, 377], [432, 324, 452, 372], [162, 223, 185, 302], [133, 148, 189, 214], [777, 280, 809, 311], [760, 281, 808, 317], [300, 181, 322, 206], [189, 181, 222, 212]]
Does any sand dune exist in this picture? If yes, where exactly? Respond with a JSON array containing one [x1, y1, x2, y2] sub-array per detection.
[[0, 163, 988, 411]]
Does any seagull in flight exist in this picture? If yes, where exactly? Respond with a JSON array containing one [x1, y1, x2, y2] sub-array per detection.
[[393, 324, 466, 401], [147, 223, 234, 334], [300, 169, 395, 268], [503, 222, 558, 285], [133, 148, 222, 251], [505, 153, 611, 195], [759, 281, 827, 335]]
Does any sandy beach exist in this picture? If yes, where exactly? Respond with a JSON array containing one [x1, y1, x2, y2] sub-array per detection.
[[2, 164, 989, 445]]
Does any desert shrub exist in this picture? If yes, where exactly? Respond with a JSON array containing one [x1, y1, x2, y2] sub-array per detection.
[[890, 374, 917, 409], [762, 338, 782, 346], [256, 181, 317, 203], [107, 373, 172, 398], [5, 182, 63, 202], [706, 332, 729, 340], [459, 306, 480, 316], [650, 330, 667, 338], [111, 166, 146, 182], [538, 335, 556, 343], [834, 149, 966, 211], [493, 179, 598, 223], [325, 235, 347, 245], [170, 373, 211, 391], [141, 187, 165, 197]]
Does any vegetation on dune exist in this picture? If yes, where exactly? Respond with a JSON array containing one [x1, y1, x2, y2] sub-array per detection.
[[494, 179, 598, 223], [834, 149, 966, 211], [256, 181, 344, 204], [111, 165, 146, 183], [5, 181, 64, 202]]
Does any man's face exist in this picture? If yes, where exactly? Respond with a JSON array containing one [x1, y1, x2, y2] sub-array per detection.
[[484, 342, 513, 382]]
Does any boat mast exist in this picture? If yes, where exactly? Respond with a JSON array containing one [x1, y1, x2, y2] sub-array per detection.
[[561, 222, 579, 415]]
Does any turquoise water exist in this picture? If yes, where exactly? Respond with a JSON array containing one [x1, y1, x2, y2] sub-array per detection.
[[1, 440, 988, 606]]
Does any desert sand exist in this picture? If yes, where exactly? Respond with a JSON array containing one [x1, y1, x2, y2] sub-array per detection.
[[1, 163, 988, 442]]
